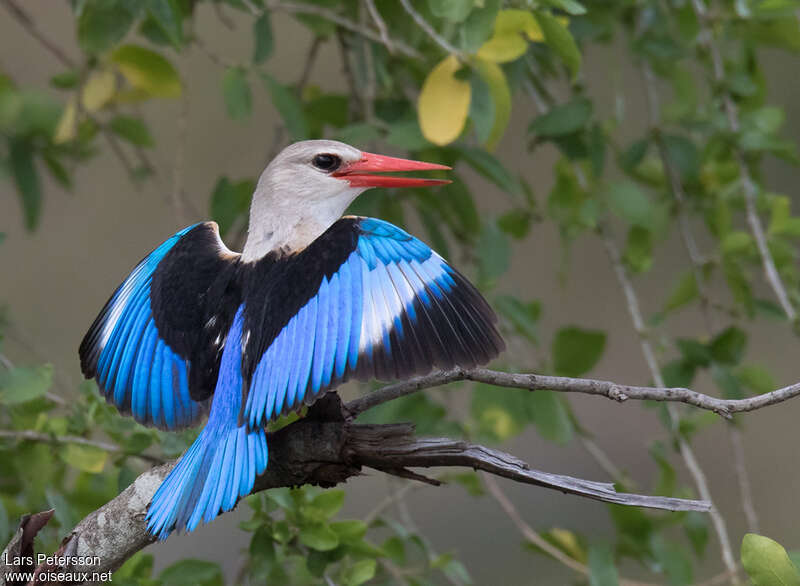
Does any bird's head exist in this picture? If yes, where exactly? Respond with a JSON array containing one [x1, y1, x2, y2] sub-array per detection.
[[243, 140, 450, 260]]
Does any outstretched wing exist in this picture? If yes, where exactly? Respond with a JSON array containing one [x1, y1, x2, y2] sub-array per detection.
[[241, 216, 504, 428], [79, 222, 241, 430]]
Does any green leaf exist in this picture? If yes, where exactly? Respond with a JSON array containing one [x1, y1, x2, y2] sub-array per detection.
[[529, 390, 573, 443], [61, 443, 108, 473], [147, 0, 183, 48], [623, 226, 653, 273], [310, 490, 345, 519], [537, 12, 582, 77], [723, 231, 756, 257], [459, 0, 501, 52], [222, 68, 252, 121], [253, 12, 274, 63], [341, 559, 377, 586], [456, 146, 521, 195], [159, 559, 223, 586], [552, 326, 606, 377], [261, 74, 309, 141], [684, 511, 709, 557], [50, 71, 80, 90], [498, 208, 533, 239], [210, 176, 255, 236], [9, 139, 42, 231], [588, 544, 619, 586], [429, 0, 473, 22], [494, 295, 540, 344], [299, 523, 340, 551], [109, 115, 154, 146], [472, 59, 511, 150], [111, 45, 182, 98], [709, 326, 747, 365], [676, 339, 712, 368], [741, 534, 800, 586], [477, 219, 511, 283], [530, 98, 592, 138], [77, 0, 138, 54], [606, 181, 651, 227], [331, 520, 367, 542], [651, 538, 693, 586], [664, 270, 698, 312], [0, 364, 53, 404], [662, 134, 700, 182], [737, 364, 776, 394], [469, 72, 494, 146]]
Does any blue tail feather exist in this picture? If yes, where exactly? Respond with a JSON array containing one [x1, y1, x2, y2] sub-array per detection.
[[146, 307, 268, 540]]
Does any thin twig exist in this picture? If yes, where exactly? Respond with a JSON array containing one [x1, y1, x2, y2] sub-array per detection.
[[259, 0, 422, 59], [599, 227, 740, 583], [690, 0, 796, 321], [641, 61, 761, 541], [346, 366, 800, 419], [296, 37, 322, 94], [364, 0, 393, 54], [0, 0, 76, 68], [398, 0, 463, 57], [482, 474, 588, 575], [0, 429, 164, 464], [483, 474, 656, 586], [728, 425, 759, 533], [641, 64, 714, 333]]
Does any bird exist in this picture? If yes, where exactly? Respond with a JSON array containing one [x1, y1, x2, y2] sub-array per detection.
[[78, 140, 505, 540]]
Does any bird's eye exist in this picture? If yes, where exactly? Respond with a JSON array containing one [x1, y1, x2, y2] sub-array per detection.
[[312, 153, 341, 172]]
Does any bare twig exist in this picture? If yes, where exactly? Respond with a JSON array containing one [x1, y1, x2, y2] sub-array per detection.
[[728, 425, 759, 533], [641, 64, 714, 333], [346, 366, 800, 419], [690, 0, 796, 322], [0, 0, 76, 68], [0, 429, 164, 464], [599, 228, 740, 583], [482, 474, 588, 575], [297, 37, 322, 94], [259, 0, 422, 59], [641, 62, 760, 535], [364, 0, 393, 54], [398, 0, 463, 57]]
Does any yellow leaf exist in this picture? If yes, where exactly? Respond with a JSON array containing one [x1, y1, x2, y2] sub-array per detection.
[[81, 69, 116, 112], [549, 528, 587, 563], [418, 55, 471, 146], [495, 9, 544, 41], [477, 35, 528, 63], [481, 407, 516, 440], [473, 58, 511, 150], [62, 443, 107, 473], [111, 45, 182, 98], [54, 97, 77, 144], [476, 9, 553, 63]]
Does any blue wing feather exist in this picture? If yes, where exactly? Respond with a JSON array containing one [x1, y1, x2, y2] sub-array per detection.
[[243, 217, 503, 428], [80, 224, 206, 430]]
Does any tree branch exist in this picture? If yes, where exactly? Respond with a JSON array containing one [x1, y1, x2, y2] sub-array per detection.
[[345, 366, 800, 419], [0, 395, 709, 584]]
